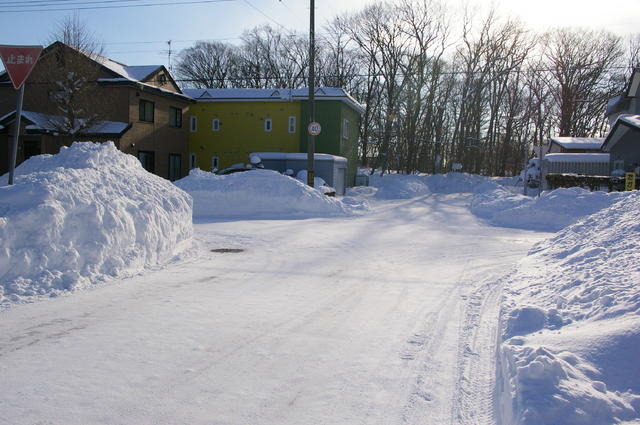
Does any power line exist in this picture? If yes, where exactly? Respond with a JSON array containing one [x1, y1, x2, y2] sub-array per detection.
[[11, 64, 635, 86], [0, 0, 150, 8], [103, 37, 241, 45], [242, 0, 292, 34], [0, 0, 235, 13], [277, 0, 301, 21]]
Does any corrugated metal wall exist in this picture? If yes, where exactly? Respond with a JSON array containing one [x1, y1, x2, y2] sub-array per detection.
[[544, 160, 610, 176]]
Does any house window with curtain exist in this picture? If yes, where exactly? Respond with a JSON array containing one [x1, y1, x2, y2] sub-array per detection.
[[190, 116, 198, 132], [168, 154, 181, 181], [288, 116, 296, 133], [169, 107, 182, 128], [212, 118, 220, 131], [138, 151, 155, 173], [343, 119, 349, 139], [139, 99, 154, 123]]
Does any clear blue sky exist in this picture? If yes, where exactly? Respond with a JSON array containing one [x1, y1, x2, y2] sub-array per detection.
[[0, 0, 638, 71]]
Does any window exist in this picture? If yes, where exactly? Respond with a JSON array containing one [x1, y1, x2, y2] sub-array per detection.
[[343, 119, 350, 139], [264, 118, 272, 132], [139, 99, 154, 123], [158, 74, 167, 85], [288, 116, 296, 133], [211, 156, 220, 171], [189, 153, 197, 170], [212, 118, 220, 131], [169, 154, 181, 181], [138, 151, 155, 173], [190, 116, 198, 132], [169, 107, 182, 128]]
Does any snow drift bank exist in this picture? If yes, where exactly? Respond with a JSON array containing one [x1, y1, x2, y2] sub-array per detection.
[[174, 169, 367, 219], [368, 172, 627, 232], [0, 142, 193, 308], [472, 186, 627, 232], [497, 193, 640, 425], [369, 171, 489, 199]]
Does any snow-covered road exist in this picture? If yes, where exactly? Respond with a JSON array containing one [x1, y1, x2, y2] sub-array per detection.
[[0, 194, 547, 425]]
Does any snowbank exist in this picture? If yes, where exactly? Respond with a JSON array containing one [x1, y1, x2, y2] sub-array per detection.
[[497, 193, 640, 425], [368, 173, 625, 233], [0, 142, 193, 308], [369, 172, 489, 200], [174, 169, 366, 219], [472, 187, 626, 232]]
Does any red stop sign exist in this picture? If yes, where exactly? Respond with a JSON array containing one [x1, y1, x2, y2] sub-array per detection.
[[0, 45, 43, 90]]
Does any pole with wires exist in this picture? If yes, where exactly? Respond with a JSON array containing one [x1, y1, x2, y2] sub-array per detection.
[[306, 0, 315, 187]]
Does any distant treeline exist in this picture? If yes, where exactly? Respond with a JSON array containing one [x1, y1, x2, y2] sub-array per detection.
[[175, 0, 640, 176]]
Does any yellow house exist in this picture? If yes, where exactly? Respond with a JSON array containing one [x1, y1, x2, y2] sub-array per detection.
[[185, 89, 302, 171]]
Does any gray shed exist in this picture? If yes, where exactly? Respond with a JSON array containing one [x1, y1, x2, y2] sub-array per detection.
[[251, 152, 348, 195], [543, 153, 611, 175], [601, 115, 640, 172]]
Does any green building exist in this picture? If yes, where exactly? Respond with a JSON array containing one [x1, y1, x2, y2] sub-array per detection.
[[183, 87, 363, 186]]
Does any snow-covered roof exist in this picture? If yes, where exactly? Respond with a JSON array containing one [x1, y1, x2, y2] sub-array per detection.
[[183, 87, 365, 114], [544, 153, 610, 163], [252, 152, 348, 164], [602, 114, 640, 151], [0, 110, 130, 135], [549, 137, 605, 150], [92, 52, 162, 82], [619, 114, 640, 129]]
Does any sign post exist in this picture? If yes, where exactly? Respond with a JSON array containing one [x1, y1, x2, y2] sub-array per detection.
[[307, 0, 316, 187], [0, 45, 43, 185]]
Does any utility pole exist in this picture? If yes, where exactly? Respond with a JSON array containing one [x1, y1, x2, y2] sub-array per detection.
[[306, 0, 315, 187], [166, 40, 173, 71]]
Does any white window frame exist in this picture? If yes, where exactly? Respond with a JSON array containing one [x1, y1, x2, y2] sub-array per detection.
[[190, 116, 198, 132], [212, 118, 220, 131], [211, 155, 220, 171], [288, 116, 296, 133], [343, 119, 349, 139], [189, 153, 197, 170], [264, 118, 272, 132]]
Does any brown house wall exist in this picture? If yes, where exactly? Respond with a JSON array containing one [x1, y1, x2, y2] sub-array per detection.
[[0, 43, 191, 180]]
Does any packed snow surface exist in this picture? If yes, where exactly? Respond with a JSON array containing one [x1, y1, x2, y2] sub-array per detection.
[[2, 169, 638, 425], [498, 193, 640, 425], [174, 168, 366, 219], [0, 142, 193, 308]]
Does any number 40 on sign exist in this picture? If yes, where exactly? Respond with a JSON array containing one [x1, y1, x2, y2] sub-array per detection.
[[308, 122, 321, 136]]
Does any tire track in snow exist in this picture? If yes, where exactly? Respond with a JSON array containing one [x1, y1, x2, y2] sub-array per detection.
[[450, 271, 506, 425]]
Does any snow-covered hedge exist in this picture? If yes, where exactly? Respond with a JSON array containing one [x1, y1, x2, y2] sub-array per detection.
[[174, 168, 366, 219], [0, 142, 193, 307], [497, 193, 640, 425]]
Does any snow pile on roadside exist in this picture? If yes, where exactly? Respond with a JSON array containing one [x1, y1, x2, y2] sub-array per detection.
[[370, 172, 492, 200], [369, 173, 431, 199], [0, 142, 193, 308], [472, 187, 626, 232], [368, 172, 624, 232], [174, 168, 366, 219], [497, 193, 640, 425]]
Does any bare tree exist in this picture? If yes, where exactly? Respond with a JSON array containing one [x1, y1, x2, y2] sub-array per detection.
[[175, 41, 241, 88], [543, 28, 622, 137], [49, 13, 104, 59], [43, 13, 109, 135]]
